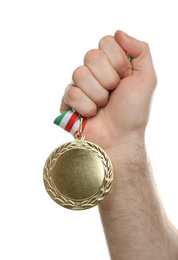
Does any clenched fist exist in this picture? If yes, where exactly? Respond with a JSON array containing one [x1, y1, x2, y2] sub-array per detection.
[[60, 30, 157, 153]]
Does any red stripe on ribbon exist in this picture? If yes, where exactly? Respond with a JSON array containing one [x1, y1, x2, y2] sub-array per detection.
[[65, 112, 79, 132], [124, 49, 129, 56], [82, 117, 87, 131]]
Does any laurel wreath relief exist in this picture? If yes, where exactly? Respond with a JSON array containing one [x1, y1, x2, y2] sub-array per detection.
[[43, 140, 114, 210]]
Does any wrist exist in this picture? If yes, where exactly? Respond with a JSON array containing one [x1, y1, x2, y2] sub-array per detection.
[[100, 137, 149, 210], [105, 134, 147, 174]]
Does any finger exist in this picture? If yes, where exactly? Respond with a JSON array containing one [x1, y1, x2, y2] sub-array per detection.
[[114, 31, 153, 68], [62, 83, 97, 118], [60, 95, 70, 113], [99, 35, 132, 78], [72, 65, 109, 108], [114, 30, 157, 89], [84, 49, 120, 90]]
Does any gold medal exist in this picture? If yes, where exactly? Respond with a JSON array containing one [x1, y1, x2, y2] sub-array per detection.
[[43, 117, 114, 210]]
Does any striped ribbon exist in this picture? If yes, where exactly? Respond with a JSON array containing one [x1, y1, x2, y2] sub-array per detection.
[[54, 108, 87, 136], [54, 50, 131, 136], [124, 50, 131, 61]]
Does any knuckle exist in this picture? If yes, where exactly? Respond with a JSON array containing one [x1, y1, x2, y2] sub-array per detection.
[[114, 57, 124, 68], [122, 66, 132, 78], [72, 65, 89, 83], [65, 87, 80, 103], [141, 41, 150, 53], [84, 104, 97, 118], [107, 78, 120, 90], [116, 60, 132, 77], [84, 49, 104, 64], [97, 92, 109, 106], [99, 35, 114, 48]]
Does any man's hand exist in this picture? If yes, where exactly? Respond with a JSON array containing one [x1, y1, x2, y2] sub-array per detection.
[[60, 31, 178, 259], [60, 30, 157, 151]]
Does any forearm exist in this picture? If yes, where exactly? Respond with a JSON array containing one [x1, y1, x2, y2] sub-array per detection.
[[61, 29, 178, 258], [99, 139, 178, 260]]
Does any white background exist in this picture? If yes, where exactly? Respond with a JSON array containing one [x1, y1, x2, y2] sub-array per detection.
[[0, 0, 178, 259]]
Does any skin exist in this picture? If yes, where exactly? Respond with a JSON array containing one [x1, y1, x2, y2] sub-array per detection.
[[60, 30, 178, 259]]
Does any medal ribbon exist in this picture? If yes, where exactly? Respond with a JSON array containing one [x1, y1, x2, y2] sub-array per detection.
[[124, 50, 131, 61], [54, 50, 131, 135], [54, 108, 87, 136]]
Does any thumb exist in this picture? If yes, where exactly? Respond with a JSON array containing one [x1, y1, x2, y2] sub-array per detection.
[[114, 30, 155, 77]]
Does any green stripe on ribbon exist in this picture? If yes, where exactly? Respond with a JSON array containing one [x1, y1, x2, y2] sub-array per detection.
[[54, 109, 69, 125]]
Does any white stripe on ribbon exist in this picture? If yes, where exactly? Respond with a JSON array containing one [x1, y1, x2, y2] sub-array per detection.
[[70, 119, 80, 135], [59, 109, 73, 129]]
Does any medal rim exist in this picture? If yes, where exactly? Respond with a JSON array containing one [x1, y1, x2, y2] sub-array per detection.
[[43, 139, 114, 210]]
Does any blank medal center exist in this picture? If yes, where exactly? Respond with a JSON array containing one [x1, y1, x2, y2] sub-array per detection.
[[53, 148, 104, 200]]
